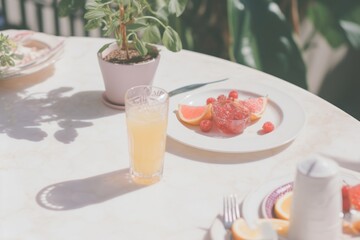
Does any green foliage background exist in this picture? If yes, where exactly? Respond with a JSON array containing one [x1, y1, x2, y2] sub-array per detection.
[[1, 0, 358, 117], [58, 0, 360, 92], [173, 0, 360, 90]]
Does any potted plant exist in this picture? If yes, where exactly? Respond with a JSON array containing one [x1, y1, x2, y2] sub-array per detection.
[[0, 33, 21, 76], [59, 0, 187, 107]]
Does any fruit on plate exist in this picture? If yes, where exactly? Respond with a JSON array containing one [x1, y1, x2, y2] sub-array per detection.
[[177, 104, 212, 125], [274, 185, 360, 236], [349, 184, 360, 211], [231, 218, 289, 240], [212, 101, 250, 134], [342, 185, 351, 213], [262, 121, 275, 134], [199, 119, 213, 132], [177, 90, 271, 134], [342, 184, 360, 213], [240, 96, 268, 121], [343, 221, 360, 235], [275, 187, 351, 218], [274, 191, 292, 220]]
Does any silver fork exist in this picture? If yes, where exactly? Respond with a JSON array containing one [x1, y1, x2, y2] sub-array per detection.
[[223, 194, 240, 229]]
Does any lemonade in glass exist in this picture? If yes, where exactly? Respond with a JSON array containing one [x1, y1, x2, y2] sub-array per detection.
[[125, 86, 169, 185]]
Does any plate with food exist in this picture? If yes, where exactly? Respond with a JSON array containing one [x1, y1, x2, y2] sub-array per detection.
[[0, 29, 66, 79], [167, 80, 306, 153], [241, 173, 360, 238]]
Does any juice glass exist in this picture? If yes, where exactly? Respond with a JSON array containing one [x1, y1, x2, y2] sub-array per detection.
[[125, 85, 169, 185]]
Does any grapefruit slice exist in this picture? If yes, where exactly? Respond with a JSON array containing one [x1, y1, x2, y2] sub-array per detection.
[[231, 218, 289, 240], [241, 96, 268, 121], [177, 104, 212, 126], [274, 191, 292, 221]]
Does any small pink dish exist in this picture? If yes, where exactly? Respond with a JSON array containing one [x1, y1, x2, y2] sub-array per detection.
[[261, 182, 293, 219]]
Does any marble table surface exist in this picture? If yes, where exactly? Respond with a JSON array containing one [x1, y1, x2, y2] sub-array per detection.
[[1, 36, 360, 240]]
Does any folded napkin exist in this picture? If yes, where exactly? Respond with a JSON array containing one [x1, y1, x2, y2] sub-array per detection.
[[207, 215, 231, 240], [207, 215, 280, 240]]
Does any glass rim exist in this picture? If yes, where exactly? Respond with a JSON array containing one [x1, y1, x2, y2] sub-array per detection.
[[125, 85, 169, 107]]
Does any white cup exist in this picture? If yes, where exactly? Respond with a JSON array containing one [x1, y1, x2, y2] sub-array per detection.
[[288, 155, 342, 240]]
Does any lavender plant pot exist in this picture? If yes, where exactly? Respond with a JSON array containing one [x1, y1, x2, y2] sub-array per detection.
[[97, 42, 161, 106]]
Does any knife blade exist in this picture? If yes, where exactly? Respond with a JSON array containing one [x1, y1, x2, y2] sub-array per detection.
[[168, 78, 229, 97]]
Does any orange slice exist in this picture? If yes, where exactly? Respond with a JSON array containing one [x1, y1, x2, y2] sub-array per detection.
[[231, 218, 289, 240], [177, 104, 212, 126], [343, 221, 360, 235], [241, 96, 268, 121], [263, 218, 289, 237], [231, 219, 261, 240], [274, 191, 292, 221]]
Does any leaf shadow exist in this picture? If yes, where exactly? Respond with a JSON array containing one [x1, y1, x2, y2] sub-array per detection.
[[0, 82, 119, 143]]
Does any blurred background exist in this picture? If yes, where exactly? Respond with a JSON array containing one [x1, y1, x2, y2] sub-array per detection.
[[1, 0, 359, 120]]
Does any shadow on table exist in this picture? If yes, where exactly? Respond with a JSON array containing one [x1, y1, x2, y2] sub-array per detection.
[[166, 137, 292, 164], [0, 81, 119, 143], [36, 169, 143, 211], [202, 214, 230, 240]]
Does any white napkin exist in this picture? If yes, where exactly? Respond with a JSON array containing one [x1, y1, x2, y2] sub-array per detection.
[[207, 215, 231, 240], [207, 216, 281, 240]]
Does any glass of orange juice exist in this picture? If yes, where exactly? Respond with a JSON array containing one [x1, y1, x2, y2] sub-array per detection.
[[125, 85, 169, 185]]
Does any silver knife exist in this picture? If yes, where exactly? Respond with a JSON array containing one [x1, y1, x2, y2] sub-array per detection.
[[168, 78, 229, 97]]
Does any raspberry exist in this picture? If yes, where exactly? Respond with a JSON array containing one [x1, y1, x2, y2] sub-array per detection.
[[227, 96, 234, 102], [262, 121, 275, 133], [206, 97, 216, 105], [217, 94, 227, 103], [228, 90, 238, 99], [199, 119, 213, 132]]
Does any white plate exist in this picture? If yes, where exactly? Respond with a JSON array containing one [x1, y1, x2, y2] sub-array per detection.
[[167, 80, 306, 153], [0, 29, 66, 79], [242, 176, 292, 226], [242, 172, 360, 226]]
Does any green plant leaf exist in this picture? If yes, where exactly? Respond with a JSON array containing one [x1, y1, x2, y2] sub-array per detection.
[[6, 58, 15, 66], [84, 9, 107, 20], [85, 19, 102, 30], [227, 0, 307, 89], [142, 25, 161, 43], [168, 0, 188, 17], [339, 6, 360, 50], [227, 0, 261, 69], [339, 20, 360, 50], [98, 42, 112, 53], [155, 6, 170, 24], [0, 33, 20, 68], [134, 35, 148, 56], [132, 0, 142, 14], [307, 2, 346, 48], [58, 0, 183, 54], [1, 58, 6, 66], [162, 26, 182, 51], [126, 22, 148, 31], [58, 0, 73, 17], [118, 0, 131, 5]]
